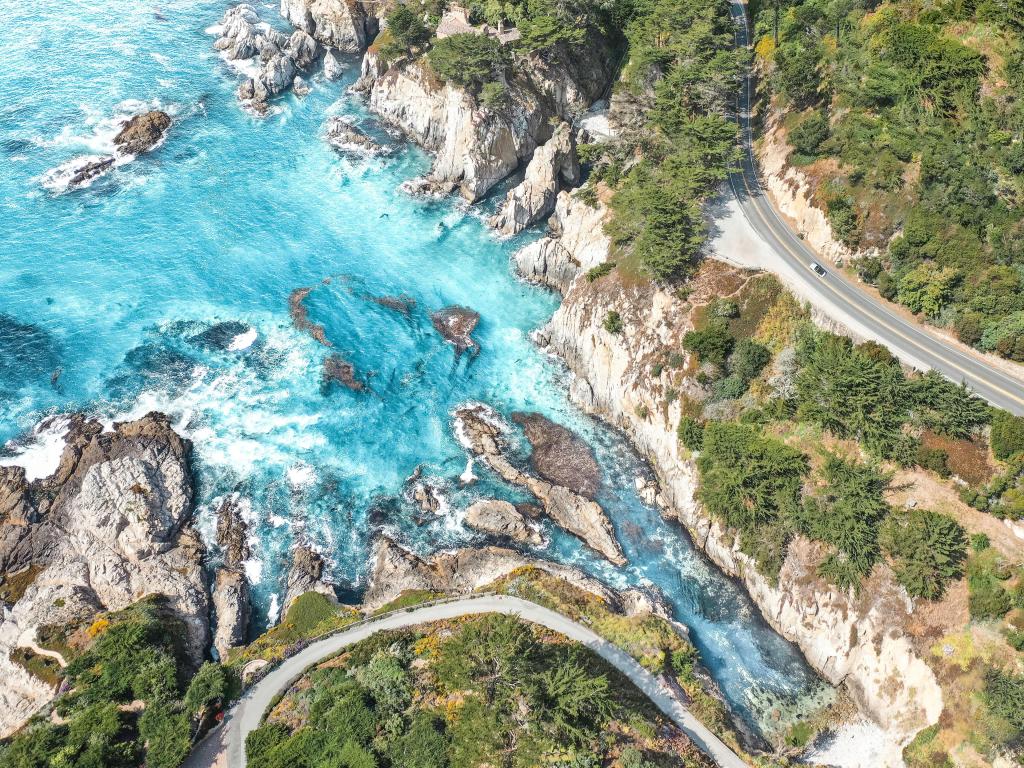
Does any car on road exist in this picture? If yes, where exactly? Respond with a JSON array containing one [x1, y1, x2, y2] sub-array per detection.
[[809, 262, 827, 277]]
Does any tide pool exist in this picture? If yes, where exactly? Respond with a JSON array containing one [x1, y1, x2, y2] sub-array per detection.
[[0, 0, 831, 739]]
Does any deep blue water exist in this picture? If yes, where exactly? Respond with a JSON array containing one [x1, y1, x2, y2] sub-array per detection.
[[0, 0, 831, 739]]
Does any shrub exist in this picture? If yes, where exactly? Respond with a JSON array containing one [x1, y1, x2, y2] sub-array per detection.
[[879, 509, 967, 600], [184, 662, 238, 717], [789, 110, 829, 156], [683, 319, 734, 367], [991, 410, 1024, 460], [603, 311, 623, 334], [916, 445, 950, 477], [970, 533, 990, 552], [968, 552, 1013, 620], [983, 670, 1024, 746], [729, 338, 771, 384], [585, 262, 616, 282], [480, 81, 507, 109], [677, 416, 705, 451], [427, 33, 506, 90]]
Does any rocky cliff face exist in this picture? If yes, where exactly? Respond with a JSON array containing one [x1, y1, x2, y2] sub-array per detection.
[[281, 0, 379, 53], [212, 494, 251, 660], [515, 190, 944, 743], [756, 110, 860, 266], [357, 34, 611, 202], [0, 413, 209, 737]]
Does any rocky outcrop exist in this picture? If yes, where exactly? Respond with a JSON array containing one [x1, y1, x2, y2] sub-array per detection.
[[113, 111, 172, 156], [282, 544, 336, 613], [453, 404, 625, 565], [465, 499, 542, 545], [322, 354, 365, 392], [511, 412, 600, 498], [280, 0, 379, 53], [363, 536, 633, 612], [489, 121, 579, 235], [213, 4, 322, 110], [519, 196, 944, 741], [324, 117, 391, 156], [323, 48, 346, 79], [357, 33, 612, 202], [289, 286, 331, 345], [212, 495, 250, 659], [513, 187, 612, 292], [431, 306, 480, 357], [0, 413, 208, 736]]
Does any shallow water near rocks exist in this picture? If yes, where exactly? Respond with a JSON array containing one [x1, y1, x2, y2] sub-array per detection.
[[0, 0, 832, 740]]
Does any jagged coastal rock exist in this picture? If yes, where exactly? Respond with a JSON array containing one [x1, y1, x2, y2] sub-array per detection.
[[365, 536, 638, 612], [280, 0, 379, 53], [324, 116, 390, 155], [0, 413, 209, 736], [212, 495, 251, 659], [518, 192, 945, 740], [282, 543, 336, 613], [357, 32, 612, 201], [322, 353, 366, 391], [113, 110, 172, 156], [465, 498, 543, 545], [213, 4, 322, 110], [511, 411, 601, 498], [453, 404, 625, 565], [513, 187, 613, 291], [489, 121, 579, 235], [430, 305, 481, 357]]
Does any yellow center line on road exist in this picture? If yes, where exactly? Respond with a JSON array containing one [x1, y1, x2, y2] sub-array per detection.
[[725, 7, 1024, 408], [734, 165, 1024, 407]]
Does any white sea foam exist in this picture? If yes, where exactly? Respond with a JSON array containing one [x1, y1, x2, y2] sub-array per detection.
[[286, 462, 316, 489], [0, 415, 72, 481], [267, 593, 280, 624], [227, 327, 258, 351], [459, 458, 476, 485]]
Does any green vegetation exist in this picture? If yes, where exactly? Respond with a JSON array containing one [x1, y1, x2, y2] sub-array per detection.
[[755, 0, 1024, 359], [588, 0, 745, 281], [427, 33, 508, 90], [879, 509, 967, 600], [230, 592, 359, 666], [603, 310, 624, 333], [379, 5, 431, 61], [0, 597, 238, 768], [246, 614, 715, 768], [991, 410, 1024, 460], [968, 546, 1013, 620], [585, 261, 616, 282]]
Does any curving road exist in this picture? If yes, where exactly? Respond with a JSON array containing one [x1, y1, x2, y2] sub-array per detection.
[[182, 594, 749, 768], [726, 0, 1024, 416]]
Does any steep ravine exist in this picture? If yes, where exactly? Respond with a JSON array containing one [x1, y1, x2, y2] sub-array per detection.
[[515, 189, 945, 745]]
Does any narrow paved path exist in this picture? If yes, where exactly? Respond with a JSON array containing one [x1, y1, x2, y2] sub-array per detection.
[[183, 595, 749, 768], [726, 0, 1024, 415]]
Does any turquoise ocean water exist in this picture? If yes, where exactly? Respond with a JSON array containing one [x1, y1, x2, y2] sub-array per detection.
[[0, 0, 831, 739]]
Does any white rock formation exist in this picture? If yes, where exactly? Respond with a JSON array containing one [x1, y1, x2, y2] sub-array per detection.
[[281, 0, 378, 53], [490, 121, 579, 235], [0, 414, 208, 737]]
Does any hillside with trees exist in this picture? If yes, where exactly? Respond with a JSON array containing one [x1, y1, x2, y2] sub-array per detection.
[[752, 0, 1024, 360]]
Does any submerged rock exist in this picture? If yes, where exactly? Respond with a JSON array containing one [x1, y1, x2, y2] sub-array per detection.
[[322, 353, 365, 391], [112, 110, 172, 156], [369, 294, 415, 315], [453, 404, 625, 565], [465, 499, 542, 545], [511, 412, 600, 499], [431, 306, 480, 357], [289, 286, 331, 346], [67, 157, 116, 188]]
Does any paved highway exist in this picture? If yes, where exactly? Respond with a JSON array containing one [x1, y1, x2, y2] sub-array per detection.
[[727, 0, 1024, 416], [183, 594, 749, 768]]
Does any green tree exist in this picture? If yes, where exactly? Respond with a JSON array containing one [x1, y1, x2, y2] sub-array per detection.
[[427, 33, 506, 90], [682, 319, 734, 367], [879, 509, 967, 599]]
